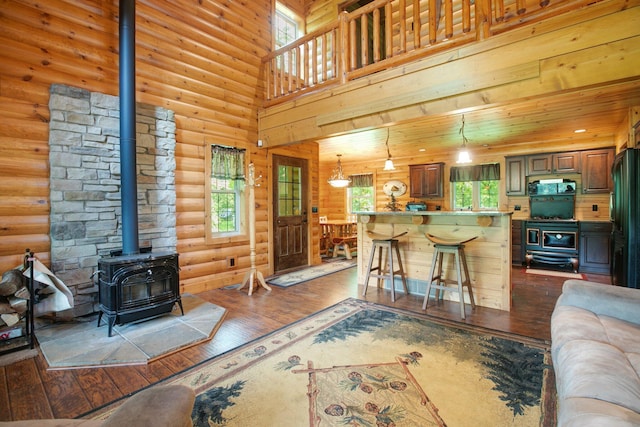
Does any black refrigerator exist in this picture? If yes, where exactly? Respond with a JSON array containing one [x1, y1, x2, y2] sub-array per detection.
[[611, 148, 640, 288]]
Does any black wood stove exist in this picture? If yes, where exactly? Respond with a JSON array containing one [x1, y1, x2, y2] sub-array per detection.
[[97, 251, 182, 337]]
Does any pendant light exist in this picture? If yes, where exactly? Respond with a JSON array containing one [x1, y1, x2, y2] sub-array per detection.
[[328, 154, 351, 188], [383, 128, 395, 171], [456, 115, 472, 164]]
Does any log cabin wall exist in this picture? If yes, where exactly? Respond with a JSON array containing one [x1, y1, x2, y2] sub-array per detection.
[[0, 0, 275, 295]]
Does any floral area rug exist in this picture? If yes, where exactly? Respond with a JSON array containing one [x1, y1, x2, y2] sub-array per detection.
[[266, 260, 356, 287], [90, 298, 555, 426]]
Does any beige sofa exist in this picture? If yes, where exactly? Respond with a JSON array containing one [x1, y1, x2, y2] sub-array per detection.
[[551, 279, 640, 426], [0, 384, 195, 427]]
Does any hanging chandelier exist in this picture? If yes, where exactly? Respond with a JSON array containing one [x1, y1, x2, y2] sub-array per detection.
[[328, 154, 351, 188], [456, 114, 472, 164], [383, 128, 395, 171]]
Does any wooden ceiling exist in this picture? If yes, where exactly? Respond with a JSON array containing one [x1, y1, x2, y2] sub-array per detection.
[[317, 81, 640, 164]]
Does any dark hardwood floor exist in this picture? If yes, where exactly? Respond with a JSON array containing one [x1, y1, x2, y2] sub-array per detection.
[[0, 265, 610, 421]]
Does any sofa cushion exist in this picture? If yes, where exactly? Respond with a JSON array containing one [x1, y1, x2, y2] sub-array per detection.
[[555, 339, 640, 414], [558, 397, 640, 427]]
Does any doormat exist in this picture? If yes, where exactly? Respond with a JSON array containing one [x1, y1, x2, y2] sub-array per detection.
[[266, 260, 356, 287], [88, 298, 555, 426], [36, 294, 226, 369], [525, 268, 585, 279]]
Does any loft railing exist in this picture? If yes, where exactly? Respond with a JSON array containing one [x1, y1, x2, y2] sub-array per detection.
[[263, 0, 597, 104]]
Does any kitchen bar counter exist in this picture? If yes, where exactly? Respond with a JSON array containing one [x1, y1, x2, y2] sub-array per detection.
[[355, 211, 512, 311]]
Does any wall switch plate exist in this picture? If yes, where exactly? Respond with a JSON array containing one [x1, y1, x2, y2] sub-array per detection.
[[514, 205, 521, 211], [592, 204, 598, 211]]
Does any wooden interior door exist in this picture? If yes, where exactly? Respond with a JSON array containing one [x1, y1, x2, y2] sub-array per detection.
[[272, 155, 308, 272]]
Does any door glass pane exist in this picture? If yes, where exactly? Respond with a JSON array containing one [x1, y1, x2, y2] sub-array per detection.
[[278, 165, 302, 216]]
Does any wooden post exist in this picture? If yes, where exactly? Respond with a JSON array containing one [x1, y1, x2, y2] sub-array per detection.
[[338, 11, 349, 83]]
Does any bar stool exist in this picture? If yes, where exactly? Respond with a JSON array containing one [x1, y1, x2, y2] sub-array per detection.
[[423, 234, 477, 319], [362, 232, 409, 302]]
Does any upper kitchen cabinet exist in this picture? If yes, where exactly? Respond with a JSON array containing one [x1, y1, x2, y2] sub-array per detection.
[[527, 152, 581, 176], [527, 154, 553, 175], [505, 156, 527, 195], [410, 163, 444, 198], [553, 151, 581, 174], [581, 148, 614, 193]]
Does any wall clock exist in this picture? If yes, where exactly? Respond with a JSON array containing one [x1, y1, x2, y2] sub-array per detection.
[[383, 180, 407, 197]]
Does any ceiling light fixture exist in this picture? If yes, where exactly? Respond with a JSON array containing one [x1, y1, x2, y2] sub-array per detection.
[[327, 154, 351, 188], [456, 115, 472, 164], [383, 128, 395, 171]]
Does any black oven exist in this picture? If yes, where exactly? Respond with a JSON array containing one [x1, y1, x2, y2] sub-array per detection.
[[525, 221, 579, 272]]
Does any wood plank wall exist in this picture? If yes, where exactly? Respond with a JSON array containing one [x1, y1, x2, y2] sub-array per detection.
[[0, 0, 283, 294], [319, 141, 614, 222]]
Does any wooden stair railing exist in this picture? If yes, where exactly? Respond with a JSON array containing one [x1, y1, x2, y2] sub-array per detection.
[[263, 0, 593, 104]]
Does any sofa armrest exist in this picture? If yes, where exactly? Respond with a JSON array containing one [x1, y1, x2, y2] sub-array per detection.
[[102, 385, 195, 427], [556, 280, 640, 325]]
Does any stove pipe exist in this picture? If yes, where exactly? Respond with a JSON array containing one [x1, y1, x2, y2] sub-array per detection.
[[119, 0, 139, 255]]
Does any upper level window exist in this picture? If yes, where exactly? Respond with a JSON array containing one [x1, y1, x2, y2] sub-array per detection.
[[347, 174, 375, 213], [207, 145, 246, 239], [274, 4, 302, 50], [451, 164, 500, 210]]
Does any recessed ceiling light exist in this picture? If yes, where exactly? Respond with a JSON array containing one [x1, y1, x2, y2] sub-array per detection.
[[574, 129, 586, 133], [419, 148, 426, 152]]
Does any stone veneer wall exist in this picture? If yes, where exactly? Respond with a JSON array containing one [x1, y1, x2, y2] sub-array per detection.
[[48, 84, 177, 317]]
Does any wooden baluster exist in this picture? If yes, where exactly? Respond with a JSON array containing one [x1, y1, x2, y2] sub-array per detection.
[[322, 32, 328, 82], [429, 0, 438, 44], [338, 12, 348, 83], [494, 0, 505, 22], [414, 0, 422, 48], [373, 8, 381, 63], [385, 2, 393, 57], [445, 0, 453, 39], [349, 18, 357, 71], [360, 13, 369, 66], [287, 50, 293, 94], [265, 59, 272, 101], [475, 0, 491, 41], [304, 42, 313, 86], [312, 36, 318, 85], [463, 0, 471, 32], [516, 0, 527, 14], [399, 0, 407, 53]]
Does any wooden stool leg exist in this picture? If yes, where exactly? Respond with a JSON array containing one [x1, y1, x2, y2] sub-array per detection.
[[454, 250, 466, 319], [394, 243, 409, 296], [435, 251, 444, 302], [387, 243, 396, 302], [362, 244, 378, 297], [376, 246, 384, 288], [423, 248, 439, 310], [460, 248, 475, 308]]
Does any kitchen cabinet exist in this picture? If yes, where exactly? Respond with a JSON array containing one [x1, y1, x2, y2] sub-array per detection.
[[512, 219, 524, 265], [409, 163, 444, 198], [581, 148, 614, 193], [553, 151, 581, 173], [528, 151, 581, 176], [579, 221, 612, 274], [527, 154, 553, 175], [505, 156, 527, 195]]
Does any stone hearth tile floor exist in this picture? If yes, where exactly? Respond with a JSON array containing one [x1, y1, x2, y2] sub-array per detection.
[[36, 294, 226, 368]]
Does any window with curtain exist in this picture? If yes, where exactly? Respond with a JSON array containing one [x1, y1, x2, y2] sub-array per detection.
[[347, 174, 374, 213], [450, 164, 500, 211], [209, 145, 246, 234]]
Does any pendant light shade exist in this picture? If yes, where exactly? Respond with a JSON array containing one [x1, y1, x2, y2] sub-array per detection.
[[328, 154, 351, 188], [383, 129, 395, 170], [456, 115, 472, 164]]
